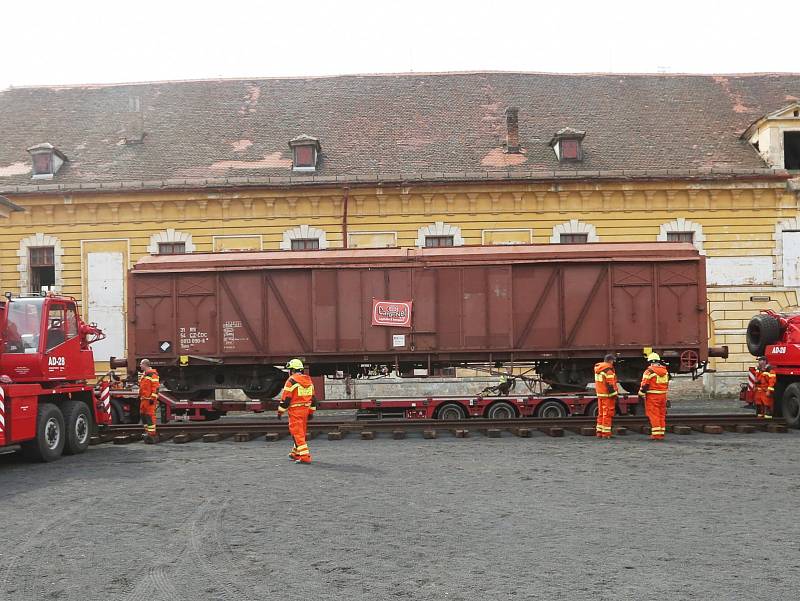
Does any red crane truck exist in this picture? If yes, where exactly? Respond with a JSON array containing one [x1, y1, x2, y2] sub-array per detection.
[[0, 294, 111, 461], [744, 310, 800, 428]]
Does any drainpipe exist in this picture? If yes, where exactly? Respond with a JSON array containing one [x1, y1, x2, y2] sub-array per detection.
[[342, 186, 350, 249]]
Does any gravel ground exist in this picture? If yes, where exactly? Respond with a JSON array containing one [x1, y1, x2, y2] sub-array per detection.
[[1, 401, 797, 601]]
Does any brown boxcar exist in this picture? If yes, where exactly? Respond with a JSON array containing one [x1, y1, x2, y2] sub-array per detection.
[[125, 243, 722, 398]]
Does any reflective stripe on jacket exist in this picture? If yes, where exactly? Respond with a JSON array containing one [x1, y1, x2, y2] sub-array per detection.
[[756, 369, 776, 398], [640, 364, 669, 395], [139, 369, 160, 401], [278, 374, 317, 413], [594, 362, 618, 398]]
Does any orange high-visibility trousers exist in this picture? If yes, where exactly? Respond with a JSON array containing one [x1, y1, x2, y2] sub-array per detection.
[[288, 405, 312, 463], [595, 397, 616, 438], [140, 400, 157, 438], [645, 394, 667, 439], [761, 392, 774, 419]]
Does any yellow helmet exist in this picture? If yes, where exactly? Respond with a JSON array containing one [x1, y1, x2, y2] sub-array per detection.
[[647, 352, 661, 362], [286, 358, 304, 370]]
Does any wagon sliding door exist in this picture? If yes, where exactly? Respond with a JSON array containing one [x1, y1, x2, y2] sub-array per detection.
[[512, 263, 611, 352], [656, 261, 702, 347], [131, 274, 175, 357], [611, 263, 657, 347]]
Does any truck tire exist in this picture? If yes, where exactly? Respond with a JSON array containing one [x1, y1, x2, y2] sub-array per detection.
[[21, 403, 65, 462], [584, 401, 598, 417], [61, 400, 91, 455], [781, 382, 800, 428], [436, 403, 467, 420], [746, 314, 782, 356], [537, 399, 568, 418], [485, 401, 517, 419]]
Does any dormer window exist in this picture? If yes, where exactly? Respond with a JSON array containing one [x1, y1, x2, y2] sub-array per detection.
[[289, 135, 321, 172], [743, 103, 800, 170], [549, 128, 586, 162], [27, 143, 67, 180]]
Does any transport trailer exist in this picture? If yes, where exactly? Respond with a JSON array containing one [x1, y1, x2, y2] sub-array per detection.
[[339, 391, 639, 420], [0, 294, 111, 461], [106, 388, 638, 423], [114, 242, 726, 403], [106, 375, 326, 424]]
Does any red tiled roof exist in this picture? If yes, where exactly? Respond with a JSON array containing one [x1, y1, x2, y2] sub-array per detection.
[[1, 71, 798, 193]]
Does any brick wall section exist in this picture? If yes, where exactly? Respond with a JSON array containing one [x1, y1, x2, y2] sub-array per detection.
[[708, 288, 799, 372]]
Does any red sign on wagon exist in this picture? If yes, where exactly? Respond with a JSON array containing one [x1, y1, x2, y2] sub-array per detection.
[[371, 299, 413, 328]]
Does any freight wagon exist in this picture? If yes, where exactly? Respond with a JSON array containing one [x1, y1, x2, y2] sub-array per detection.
[[109, 242, 725, 420]]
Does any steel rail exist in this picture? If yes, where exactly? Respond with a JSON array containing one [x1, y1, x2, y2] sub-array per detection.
[[94, 414, 788, 444]]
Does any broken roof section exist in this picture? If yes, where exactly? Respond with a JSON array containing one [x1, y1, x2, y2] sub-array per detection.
[[0, 71, 799, 193]]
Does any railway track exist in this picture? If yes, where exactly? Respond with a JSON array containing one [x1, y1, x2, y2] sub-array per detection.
[[93, 414, 790, 445]]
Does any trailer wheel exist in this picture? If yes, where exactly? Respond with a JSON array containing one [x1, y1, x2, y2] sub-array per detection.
[[746, 314, 782, 356], [584, 401, 598, 417], [61, 400, 91, 455], [619, 381, 640, 395], [436, 403, 467, 420], [537, 399, 568, 418], [21, 403, 65, 462], [781, 383, 800, 428], [486, 401, 517, 419]]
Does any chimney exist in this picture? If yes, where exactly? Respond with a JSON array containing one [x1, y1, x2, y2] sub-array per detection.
[[122, 95, 145, 144], [505, 107, 520, 153]]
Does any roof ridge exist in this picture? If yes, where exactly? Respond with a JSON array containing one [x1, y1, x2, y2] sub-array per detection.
[[5, 70, 800, 91]]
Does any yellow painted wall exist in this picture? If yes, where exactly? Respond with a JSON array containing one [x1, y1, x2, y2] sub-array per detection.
[[2, 179, 796, 385]]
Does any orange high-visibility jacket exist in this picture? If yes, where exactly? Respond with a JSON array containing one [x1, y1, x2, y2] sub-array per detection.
[[640, 364, 669, 396], [139, 368, 160, 403], [278, 373, 318, 413], [755, 369, 776, 400], [594, 362, 618, 398]]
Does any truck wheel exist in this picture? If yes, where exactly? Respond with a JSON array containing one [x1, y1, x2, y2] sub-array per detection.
[[436, 403, 466, 420], [585, 401, 598, 417], [537, 399, 568, 418], [486, 401, 517, 419], [747, 314, 782, 356], [61, 400, 91, 455], [781, 383, 800, 428], [21, 403, 65, 462]]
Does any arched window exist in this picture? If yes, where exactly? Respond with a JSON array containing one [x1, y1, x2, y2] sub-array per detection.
[[148, 229, 195, 255], [280, 225, 329, 250], [549, 219, 598, 243], [657, 217, 704, 253], [18, 233, 64, 293], [415, 221, 464, 248]]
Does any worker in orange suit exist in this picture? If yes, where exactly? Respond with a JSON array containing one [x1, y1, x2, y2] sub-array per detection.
[[138, 358, 160, 444], [755, 356, 776, 419], [277, 358, 317, 464], [639, 353, 670, 440], [594, 353, 619, 438]]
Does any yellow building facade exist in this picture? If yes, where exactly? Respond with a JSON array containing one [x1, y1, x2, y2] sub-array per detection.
[[2, 175, 798, 392]]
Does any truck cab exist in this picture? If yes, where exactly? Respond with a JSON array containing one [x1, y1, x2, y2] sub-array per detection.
[[0, 296, 96, 383]]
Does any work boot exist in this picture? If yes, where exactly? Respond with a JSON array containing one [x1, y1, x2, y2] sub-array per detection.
[[144, 436, 157, 445]]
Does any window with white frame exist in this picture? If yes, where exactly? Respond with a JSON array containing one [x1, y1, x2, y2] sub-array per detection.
[[415, 221, 464, 248], [549, 219, 598, 243], [148, 229, 195, 255], [290, 238, 320, 251], [657, 218, 704, 253], [280, 225, 328, 250]]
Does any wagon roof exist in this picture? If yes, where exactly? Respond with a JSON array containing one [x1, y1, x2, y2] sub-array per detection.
[[132, 242, 701, 272]]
